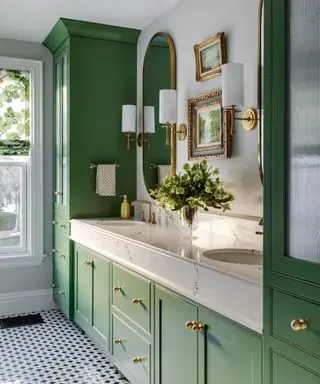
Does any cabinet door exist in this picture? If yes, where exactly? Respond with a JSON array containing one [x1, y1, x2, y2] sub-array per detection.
[[272, 352, 320, 384], [198, 308, 261, 384], [74, 244, 93, 329], [92, 254, 110, 346], [53, 46, 69, 206], [155, 286, 198, 384], [266, 0, 320, 284]]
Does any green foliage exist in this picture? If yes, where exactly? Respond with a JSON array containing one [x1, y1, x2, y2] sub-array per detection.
[[0, 69, 30, 155], [150, 160, 234, 212]]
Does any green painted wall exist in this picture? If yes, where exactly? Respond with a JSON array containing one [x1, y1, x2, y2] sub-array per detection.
[[143, 44, 171, 193]]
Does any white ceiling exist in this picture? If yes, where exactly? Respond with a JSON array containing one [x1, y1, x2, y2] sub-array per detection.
[[0, 0, 181, 43]]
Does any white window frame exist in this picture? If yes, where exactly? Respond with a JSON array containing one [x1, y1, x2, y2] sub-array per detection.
[[0, 57, 44, 267]]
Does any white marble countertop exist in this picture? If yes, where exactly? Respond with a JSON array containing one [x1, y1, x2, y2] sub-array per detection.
[[70, 215, 263, 333]]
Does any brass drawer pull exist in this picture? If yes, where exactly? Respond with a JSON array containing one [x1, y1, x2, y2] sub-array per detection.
[[55, 191, 63, 196], [59, 254, 66, 259], [132, 298, 142, 305], [132, 357, 144, 364], [113, 339, 123, 345], [185, 321, 205, 333], [113, 286, 123, 293], [59, 224, 66, 229], [84, 260, 94, 266], [291, 319, 308, 331]]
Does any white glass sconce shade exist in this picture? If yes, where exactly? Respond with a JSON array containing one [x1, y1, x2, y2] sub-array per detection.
[[144, 106, 155, 134], [159, 89, 177, 124], [222, 63, 244, 108], [121, 105, 136, 133]]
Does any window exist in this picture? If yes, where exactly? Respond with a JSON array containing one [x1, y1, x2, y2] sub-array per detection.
[[0, 57, 43, 265]]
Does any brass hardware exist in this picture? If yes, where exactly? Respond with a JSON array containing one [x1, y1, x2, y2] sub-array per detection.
[[84, 260, 94, 266], [162, 123, 187, 145], [192, 321, 205, 333], [113, 339, 123, 345], [132, 357, 143, 364], [177, 124, 187, 141], [113, 286, 122, 293], [59, 224, 66, 229], [185, 321, 197, 329], [90, 162, 120, 169], [291, 319, 308, 332], [58, 290, 64, 295], [242, 109, 258, 130], [55, 191, 63, 196], [59, 254, 66, 259], [124, 132, 138, 151], [132, 298, 142, 305]]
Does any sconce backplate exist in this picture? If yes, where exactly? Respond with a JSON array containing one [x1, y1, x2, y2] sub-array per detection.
[[242, 109, 258, 130], [178, 124, 187, 141]]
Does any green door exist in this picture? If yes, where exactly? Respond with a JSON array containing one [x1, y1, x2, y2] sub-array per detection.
[[92, 254, 110, 347], [272, 352, 320, 383], [155, 286, 198, 384], [198, 308, 261, 384], [74, 244, 93, 329], [265, 0, 320, 285]]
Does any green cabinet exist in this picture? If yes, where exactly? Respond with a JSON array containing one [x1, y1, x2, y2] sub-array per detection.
[[43, 19, 140, 318], [155, 286, 262, 384], [264, 0, 320, 381], [74, 244, 110, 347]]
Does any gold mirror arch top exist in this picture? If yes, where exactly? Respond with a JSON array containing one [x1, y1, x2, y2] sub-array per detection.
[[142, 32, 177, 194]]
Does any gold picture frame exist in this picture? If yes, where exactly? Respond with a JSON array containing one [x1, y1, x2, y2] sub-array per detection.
[[188, 89, 231, 160], [194, 32, 227, 82]]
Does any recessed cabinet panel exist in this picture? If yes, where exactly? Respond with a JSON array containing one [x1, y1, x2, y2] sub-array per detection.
[[199, 308, 261, 384], [155, 286, 198, 384], [272, 352, 320, 383], [286, 0, 320, 263]]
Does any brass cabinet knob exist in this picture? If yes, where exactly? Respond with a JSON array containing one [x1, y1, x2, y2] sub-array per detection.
[[132, 298, 142, 305], [291, 319, 308, 331], [58, 290, 65, 295], [59, 224, 66, 229], [84, 260, 94, 266], [59, 254, 66, 259], [113, 339, 123, 345], [185, 321, 197, 329], [113, 286, 122, 293], [192, 321, 205, 333], [132, 357, 144, 364]]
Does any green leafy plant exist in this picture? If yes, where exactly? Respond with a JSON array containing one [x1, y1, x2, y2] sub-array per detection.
[[150, 160, 234, 212]]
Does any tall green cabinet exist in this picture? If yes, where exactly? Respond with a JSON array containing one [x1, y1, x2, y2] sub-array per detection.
[[264, 0, 320, 382], [43, 19, 140, 318]]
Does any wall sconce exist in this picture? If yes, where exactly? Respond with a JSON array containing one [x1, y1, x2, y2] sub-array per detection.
[[222, 63, 258, 135], [159, 89, 187, 145], [139, 106, 155, 148], [121, 105, 136, 150]]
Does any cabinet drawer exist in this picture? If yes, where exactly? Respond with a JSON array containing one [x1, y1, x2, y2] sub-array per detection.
[[112, 264, 151, 332], [53, 271, 69, 316], [112, 314, 150, 384], [272, 289, 320, 357]]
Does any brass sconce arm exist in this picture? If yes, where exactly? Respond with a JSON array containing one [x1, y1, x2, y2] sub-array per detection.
[[223, 106, 259, 135], [161, 122, 187, 145], [124, 132, 138, 151]]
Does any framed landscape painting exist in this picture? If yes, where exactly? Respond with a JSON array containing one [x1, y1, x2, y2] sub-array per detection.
[[194, 32, 226, 81], [188, 89, 231, 160]]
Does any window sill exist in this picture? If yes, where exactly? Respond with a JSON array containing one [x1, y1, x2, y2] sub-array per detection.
[[0, 254, 46, 268]]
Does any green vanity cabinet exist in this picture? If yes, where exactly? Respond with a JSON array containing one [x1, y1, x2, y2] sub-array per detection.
[[43, 19, 140, 318], [155, 286, 262, 384], [74, 244, 110, 348], [264, 0, 320, 382]]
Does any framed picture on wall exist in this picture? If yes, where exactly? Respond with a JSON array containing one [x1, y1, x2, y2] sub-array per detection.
[[194, 32, 227, 81], [188, 89, 231, 160]]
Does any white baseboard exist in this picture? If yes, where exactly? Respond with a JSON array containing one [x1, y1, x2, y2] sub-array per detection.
[[0, 288, 56, 317]]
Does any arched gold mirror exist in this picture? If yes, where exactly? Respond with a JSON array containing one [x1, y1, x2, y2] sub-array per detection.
[[258, 0, 264, 184], [142, 33, 176, 193]]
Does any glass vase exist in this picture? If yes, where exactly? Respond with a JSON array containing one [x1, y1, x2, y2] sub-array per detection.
[[180, 206, 199, 232]]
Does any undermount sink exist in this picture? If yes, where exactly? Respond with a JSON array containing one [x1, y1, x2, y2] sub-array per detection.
[[202, 249, 262, 266], [95, 220, 146, 227]]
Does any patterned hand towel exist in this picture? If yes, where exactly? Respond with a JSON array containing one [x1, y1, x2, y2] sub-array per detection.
[[96, 164, 116, 196], [158, 165, 171, 184]]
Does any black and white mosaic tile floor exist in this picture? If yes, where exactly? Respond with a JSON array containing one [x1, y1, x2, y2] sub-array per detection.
[[0, 310, 129, 384]]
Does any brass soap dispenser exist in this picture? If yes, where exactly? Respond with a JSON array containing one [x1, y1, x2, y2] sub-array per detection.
[[120, 195, 130, 219]]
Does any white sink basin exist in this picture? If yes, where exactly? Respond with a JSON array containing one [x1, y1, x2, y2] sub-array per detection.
[[95, 220, 146, 227], [202, 249, 262, 266]]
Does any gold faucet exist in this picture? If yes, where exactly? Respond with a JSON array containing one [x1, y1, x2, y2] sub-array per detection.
[[131, 200, 153, 223]]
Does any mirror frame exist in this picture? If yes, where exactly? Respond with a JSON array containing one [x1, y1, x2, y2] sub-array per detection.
[[258, 0, 264, 184], [142, 32, 177, 180]]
